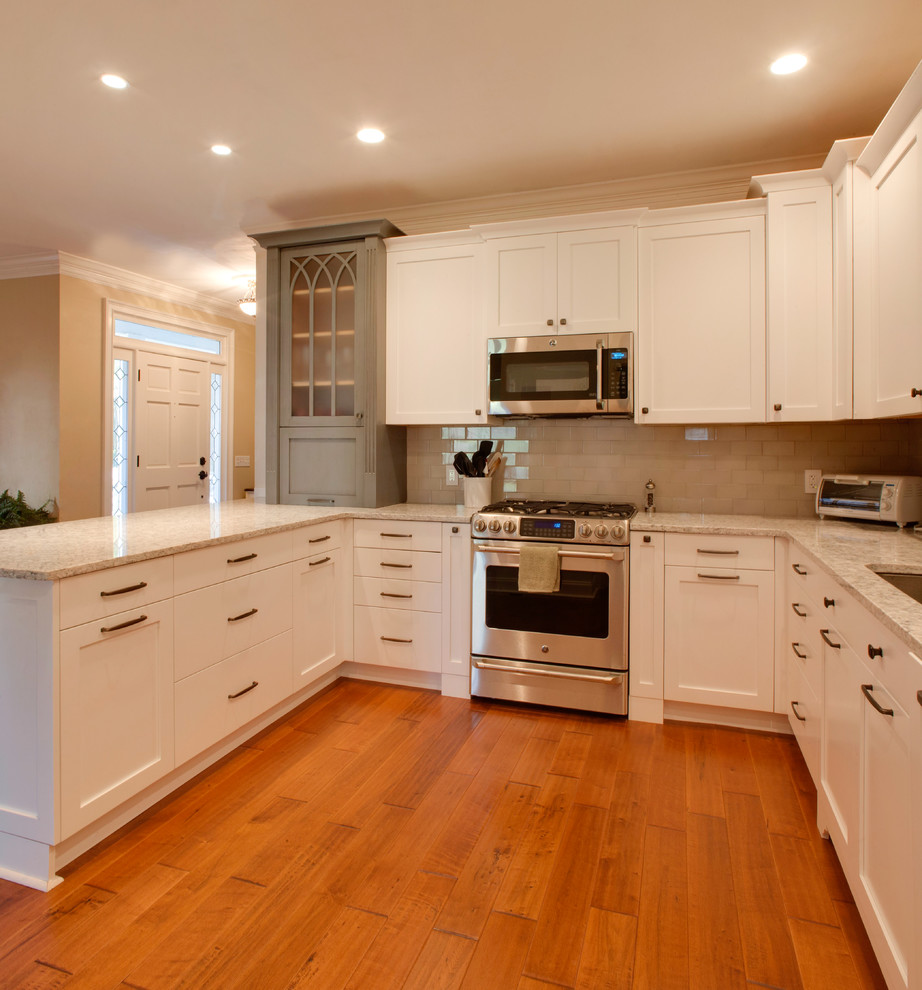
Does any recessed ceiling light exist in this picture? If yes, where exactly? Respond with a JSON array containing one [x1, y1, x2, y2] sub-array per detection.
[[100, 74, 128, 89], [770, 53, 808, 75], [357, 128, 385, 144], [211, 144, 232, 156]]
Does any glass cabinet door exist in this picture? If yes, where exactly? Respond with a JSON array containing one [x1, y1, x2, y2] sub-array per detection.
[[281, 244, 362, 424]]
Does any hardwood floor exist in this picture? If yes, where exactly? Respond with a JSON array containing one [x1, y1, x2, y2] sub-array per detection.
[[0, 680, 888, 990]]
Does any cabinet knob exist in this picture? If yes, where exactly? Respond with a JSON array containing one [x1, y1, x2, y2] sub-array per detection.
[[560, 318, 567, 326], [867, 644, 883, 660], [824, 596, 835, 608], [546, 319, 554, 326], [773, 403, 782, 412], [641, 407, 649, 415], [912, 388, 922, 398], [475, 409, 481, 416]]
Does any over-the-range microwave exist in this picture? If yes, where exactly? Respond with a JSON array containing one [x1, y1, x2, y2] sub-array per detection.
[[487, 332, 633, 417], [816, 474, 922, 527]]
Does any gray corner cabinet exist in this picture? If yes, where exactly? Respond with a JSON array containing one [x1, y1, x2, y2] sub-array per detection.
[[251, 220, 407, 507]]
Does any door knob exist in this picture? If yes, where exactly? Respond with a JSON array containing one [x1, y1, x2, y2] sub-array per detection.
[[199, 470, 208, 480], [199, 456, 207, 466]]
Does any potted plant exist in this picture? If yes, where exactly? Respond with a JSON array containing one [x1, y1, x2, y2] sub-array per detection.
[[0, 489, 56, 529]]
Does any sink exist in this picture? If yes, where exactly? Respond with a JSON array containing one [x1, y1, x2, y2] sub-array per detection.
[[873, 570, 922, 604]]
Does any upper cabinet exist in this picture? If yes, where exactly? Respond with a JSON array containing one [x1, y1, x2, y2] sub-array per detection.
[[854, 63, 922, 419], [477, 213, 640, 337], [636, 204, 766, 424], [385, 232, 486, 425]]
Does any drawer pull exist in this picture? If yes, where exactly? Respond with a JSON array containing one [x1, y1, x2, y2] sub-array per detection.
[[228, 680, 258, 700], [308, 535, 331, 544], [790, 700, 806, 722], [100, 614, 147, 633], [697, 548, 740, 555], [791, 603, 807, 617], [791, 563, 807, 575], [380, 532, 413, 539], [791, 642, 807, 660], [380, 562, 413, 569], [227, 552, 258, 564], [867, 644, 883, 660], [99, 580, 148, 598], [228, 608, 258, 623], [308, 556, 331, 567], [696, 572, 740, 581], [823, 597, 835, 608], [861, 683, 894, 717], [917, 690, 922, 708], [380, 592, 413, 599], [380, 636, 413, 644], [820, 629, 841, 649]]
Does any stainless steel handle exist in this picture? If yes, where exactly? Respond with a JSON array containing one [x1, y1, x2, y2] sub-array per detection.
[[820, 628, 841, 649], [380, 562, 413, 569], [99, 581, 148, 598], [380, 532, 412, 538], [228, 607, 258, 623], [791, 603, 807, 617], [380, 636, 413, 644], [791, 642, 807, 660], [308, 556, 331, 566], [861, 683, 894, 717], [790, 700, 806, 722], [596, 339, 604, 410], [100, 614, 148, 633], [473, 544, 618, 561], [697, 548, 740, 555], [228, 680, 258, 700], [380, 592, 412, 599], [308, 535, 331, 544], [473, 659, 623, 685], [227, 552, 257, 564], [792, 563, 807, 575], [696, 572, 740, 581]]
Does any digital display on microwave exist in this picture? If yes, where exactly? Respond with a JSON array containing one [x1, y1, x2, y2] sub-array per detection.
[[610, 350, 627, 360]]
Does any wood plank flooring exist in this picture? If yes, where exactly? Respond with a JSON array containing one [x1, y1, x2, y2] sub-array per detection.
[[0, 680, 888, 990]]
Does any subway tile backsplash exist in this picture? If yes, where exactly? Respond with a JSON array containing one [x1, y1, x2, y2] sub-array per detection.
[[407, 419, 922, 516]]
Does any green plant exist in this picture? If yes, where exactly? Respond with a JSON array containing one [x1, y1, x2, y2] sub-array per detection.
[[0, 489, 56, 529]]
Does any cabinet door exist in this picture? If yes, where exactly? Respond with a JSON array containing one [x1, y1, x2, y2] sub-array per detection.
[[766, 186, 839, 421], [59, 601, 174, 837], [483, 234, 558, 336], [628, 531, 665, 708], [441, 523, 472, 696], [292, 546, 350, 687], [385, 243, 487, 424], [854, 111, 922, 418], [663, 564, 774, 710], [637, 216, 766, 423], [557, 227, 636, 333], [279, 426, 364, 506]]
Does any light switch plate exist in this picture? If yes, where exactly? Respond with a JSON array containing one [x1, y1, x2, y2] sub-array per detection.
[[234, 455, 251, 467], [804, 469, 821, 494]]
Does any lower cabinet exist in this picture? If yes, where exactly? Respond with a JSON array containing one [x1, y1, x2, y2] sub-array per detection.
[[59, 600, 174, 837], [292, 542, 351, 687]]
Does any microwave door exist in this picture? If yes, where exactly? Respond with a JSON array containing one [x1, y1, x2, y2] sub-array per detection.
[[489, 349, 601, 415]]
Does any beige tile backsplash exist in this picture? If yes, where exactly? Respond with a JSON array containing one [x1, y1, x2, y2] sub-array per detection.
[[407, 419, 922, 516]]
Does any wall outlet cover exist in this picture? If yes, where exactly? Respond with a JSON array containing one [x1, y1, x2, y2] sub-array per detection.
[[804, 469, 822, 494], [234, 455, 251, 467], [446, 465, 458, 487]]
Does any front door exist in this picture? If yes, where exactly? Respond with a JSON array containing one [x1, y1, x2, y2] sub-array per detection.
[[134, 351, 210, 511]]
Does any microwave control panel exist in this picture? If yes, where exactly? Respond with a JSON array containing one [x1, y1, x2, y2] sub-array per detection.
[[604, 349, 630, 399]]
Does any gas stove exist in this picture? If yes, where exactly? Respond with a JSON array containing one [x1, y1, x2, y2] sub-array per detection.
[[471, 498, 636, 545]]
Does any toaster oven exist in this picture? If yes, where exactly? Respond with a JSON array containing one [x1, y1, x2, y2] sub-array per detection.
[[816, 475, 922, 527]]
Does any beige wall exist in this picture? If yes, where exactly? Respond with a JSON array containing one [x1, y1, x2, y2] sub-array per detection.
[[0, 276, 60, 510], [58, 276, 256, 520], [408, 418, 922, 516]]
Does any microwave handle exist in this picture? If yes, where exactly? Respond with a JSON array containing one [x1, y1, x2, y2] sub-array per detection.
[[596, 340, 604, 410]]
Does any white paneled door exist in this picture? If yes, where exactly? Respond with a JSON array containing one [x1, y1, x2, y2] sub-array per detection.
[[134, 351, 210, 511]]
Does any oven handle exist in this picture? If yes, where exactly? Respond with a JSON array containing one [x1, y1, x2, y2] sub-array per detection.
[[472, 660, 624, 684], [473, 544, 621, 561]]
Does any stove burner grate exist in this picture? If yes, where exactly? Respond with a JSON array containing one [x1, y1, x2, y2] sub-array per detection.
[[479, 498, 636, 519]]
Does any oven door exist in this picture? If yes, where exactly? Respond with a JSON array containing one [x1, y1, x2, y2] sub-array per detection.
[[471, 539, 628, 671]]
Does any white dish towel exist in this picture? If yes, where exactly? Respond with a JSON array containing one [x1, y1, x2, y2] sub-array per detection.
[[517, 543, 561, 593]]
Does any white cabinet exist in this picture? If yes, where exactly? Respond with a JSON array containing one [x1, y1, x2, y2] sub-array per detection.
[[854, 91, 922, 418], [385, 233, 487, 425], [662, 533, 774, 711], [60, 601, 174, 836], [628, 530, 665, 723], [480, 221, 637, 336], [636, 205, 766, 423], [441, 522, 472, 699]]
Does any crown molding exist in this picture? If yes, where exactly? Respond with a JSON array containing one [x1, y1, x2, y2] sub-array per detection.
[[0, 251, 246, 322]]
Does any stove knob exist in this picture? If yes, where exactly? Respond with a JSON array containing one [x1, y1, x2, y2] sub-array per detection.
[[488, 519, 502, 533], [473, 518, 487, 533], [611, 523, 625, 541], [595, 524, 609, 539], [503, 520, 517, 533], [578, 523, 593, 538]]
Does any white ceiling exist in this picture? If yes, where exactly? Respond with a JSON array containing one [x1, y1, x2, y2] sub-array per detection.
[[3, 0, 922, 308]]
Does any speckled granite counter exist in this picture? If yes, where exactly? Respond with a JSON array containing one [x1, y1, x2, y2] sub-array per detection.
[[632, 512, 922, 656], [0, 501, 474, 581]]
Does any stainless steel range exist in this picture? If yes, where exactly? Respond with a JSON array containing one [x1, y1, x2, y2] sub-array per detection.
[[470, 498, 634, 715]]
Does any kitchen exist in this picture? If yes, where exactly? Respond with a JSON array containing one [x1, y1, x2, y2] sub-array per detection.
[[3, 3, 922, 988]]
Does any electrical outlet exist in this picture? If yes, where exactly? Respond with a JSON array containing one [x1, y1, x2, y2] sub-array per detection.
[[446, 465, 458, 487], [804, 469, 822, 494]]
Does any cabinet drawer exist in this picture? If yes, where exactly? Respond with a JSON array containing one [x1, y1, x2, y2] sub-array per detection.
[[353, 605, 441, 671], [665, 533, 774, 570], [174, 631, 293, 766], [786, 657, 821, 784], [353, 575, 442, 613], [173, 563, 293, 680], [173, 530, 293, 595], [291, 519, 344, 560], [59, 557, 173, 629], [353, 547, 442, 583], [353, 519, 442, 552]]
